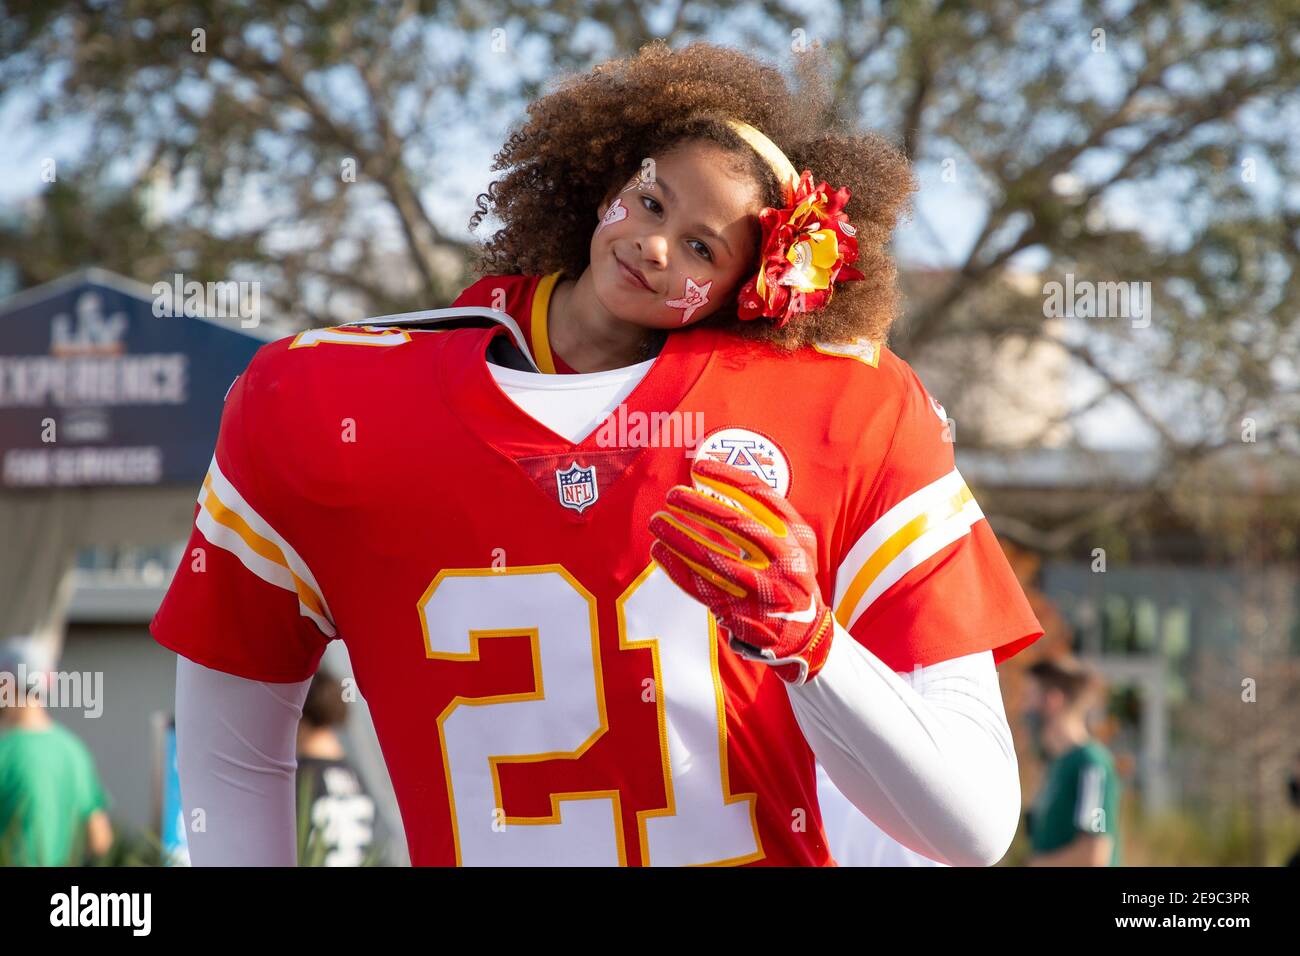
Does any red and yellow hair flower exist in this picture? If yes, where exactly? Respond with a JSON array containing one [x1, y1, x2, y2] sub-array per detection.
[[736, 170, 863, 328]]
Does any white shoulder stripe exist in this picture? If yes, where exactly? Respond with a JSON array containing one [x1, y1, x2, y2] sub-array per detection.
[[834, 469, 968, 606], [196, 488, 296, 591], [195, 455, 336, 638], [833, 468, 984, 632]]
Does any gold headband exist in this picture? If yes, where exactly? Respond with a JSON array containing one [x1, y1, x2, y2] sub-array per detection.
[[724, 119, 798, 201]]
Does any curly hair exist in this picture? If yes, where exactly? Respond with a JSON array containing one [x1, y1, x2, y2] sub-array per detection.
[[468, 42, 917, 348]]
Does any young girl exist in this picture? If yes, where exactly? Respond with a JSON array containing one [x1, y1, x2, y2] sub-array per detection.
[[453, 42, 911, 373], [155, 42, 1044, 868]]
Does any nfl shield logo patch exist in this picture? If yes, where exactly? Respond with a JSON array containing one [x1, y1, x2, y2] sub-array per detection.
[[555, 461, 599, 513]]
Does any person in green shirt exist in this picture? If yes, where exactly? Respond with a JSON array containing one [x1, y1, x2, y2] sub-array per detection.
[[1022, 656, 1121, 867], [0, 641, 113, 866]]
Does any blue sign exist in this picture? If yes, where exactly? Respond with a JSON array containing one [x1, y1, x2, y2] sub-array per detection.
[[0, 269, 270, 488]]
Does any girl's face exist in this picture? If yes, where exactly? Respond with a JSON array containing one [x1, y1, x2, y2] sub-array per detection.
[[590, 140, 763, 330]]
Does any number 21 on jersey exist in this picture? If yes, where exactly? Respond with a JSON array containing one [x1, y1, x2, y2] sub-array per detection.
[[418, 563, 764, 866]]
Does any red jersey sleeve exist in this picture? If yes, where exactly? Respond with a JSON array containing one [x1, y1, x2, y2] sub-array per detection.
[[150, 348, 335, 683], [830, 361, 1043, 671]]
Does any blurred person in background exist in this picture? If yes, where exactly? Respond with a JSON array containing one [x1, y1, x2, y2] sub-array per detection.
[[0, 640, 112, 865], [296, 669, 380, 866], [1022, 656, 1121, 866]]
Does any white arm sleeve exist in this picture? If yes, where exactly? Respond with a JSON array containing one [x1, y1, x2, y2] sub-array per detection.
[[787, 622, 1020, 867], [174, 655, 311, 866]]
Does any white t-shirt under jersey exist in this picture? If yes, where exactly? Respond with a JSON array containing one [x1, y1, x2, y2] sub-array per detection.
[[487, 357, 657, 443]]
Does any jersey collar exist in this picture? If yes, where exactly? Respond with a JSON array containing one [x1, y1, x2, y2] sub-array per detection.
[[437, 322, 718, 458]]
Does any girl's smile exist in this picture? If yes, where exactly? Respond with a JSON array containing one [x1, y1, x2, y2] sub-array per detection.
[[615, 253, 654, 292]]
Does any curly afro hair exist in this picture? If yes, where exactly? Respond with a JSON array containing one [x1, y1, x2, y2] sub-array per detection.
[[468, 41, 917, 349]]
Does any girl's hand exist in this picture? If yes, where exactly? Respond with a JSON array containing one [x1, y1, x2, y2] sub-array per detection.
[[649, 458, 833, 685]]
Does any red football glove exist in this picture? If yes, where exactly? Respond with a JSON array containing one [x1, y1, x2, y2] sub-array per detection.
[[648, 458, 834, 685]]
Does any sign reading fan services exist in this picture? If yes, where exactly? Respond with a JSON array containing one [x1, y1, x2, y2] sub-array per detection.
[[0, 269, 269, 489]]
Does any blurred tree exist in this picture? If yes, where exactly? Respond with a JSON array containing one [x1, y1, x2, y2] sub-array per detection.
[[0, 0, 504, 324], [0, 0, 1297, 503], [850, 4, 1299, 504]]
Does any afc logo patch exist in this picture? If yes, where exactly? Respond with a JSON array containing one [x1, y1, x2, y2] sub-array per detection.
[[555, 461, 599, 513], [694, 427, 791, 497]]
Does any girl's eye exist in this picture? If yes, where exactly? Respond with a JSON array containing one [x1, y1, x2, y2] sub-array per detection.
[[636, 193, 710, 260]]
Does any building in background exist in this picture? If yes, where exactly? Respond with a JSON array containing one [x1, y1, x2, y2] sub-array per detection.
[[0, 269, 409, 865]]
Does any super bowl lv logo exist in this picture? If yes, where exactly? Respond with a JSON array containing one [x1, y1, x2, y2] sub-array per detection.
[[50, 292, 128, 358], [555, 461, 599, 513]]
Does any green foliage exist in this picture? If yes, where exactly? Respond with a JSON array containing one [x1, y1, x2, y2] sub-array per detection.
[[85, 823, 167, 868], [1002, 785, 1300, 866], [0, 801, 30, 866], [0, 809, 165, 867], [1123, 803, 1300, 867]]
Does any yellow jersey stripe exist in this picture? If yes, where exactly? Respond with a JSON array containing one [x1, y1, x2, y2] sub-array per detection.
[[834, 483, 974, 628], [201, 475, 331, 622]]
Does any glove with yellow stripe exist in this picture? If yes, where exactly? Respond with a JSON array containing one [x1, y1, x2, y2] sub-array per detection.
[[648, 458, 834, 685]]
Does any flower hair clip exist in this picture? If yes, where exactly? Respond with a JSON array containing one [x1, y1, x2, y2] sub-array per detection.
[[736, 170, 863, 328]]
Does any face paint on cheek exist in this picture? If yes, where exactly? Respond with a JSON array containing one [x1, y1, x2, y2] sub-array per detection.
[[665, 276, 713, 324], [596, 198, 627, 232]]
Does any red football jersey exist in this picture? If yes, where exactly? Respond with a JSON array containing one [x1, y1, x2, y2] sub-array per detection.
[[151, 316, 1043, 866]]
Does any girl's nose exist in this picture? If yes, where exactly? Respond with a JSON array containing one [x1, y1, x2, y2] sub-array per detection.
[[639, 233, 669, 267]]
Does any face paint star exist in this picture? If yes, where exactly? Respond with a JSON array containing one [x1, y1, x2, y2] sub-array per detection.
[[665, 277, 712, 325]]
